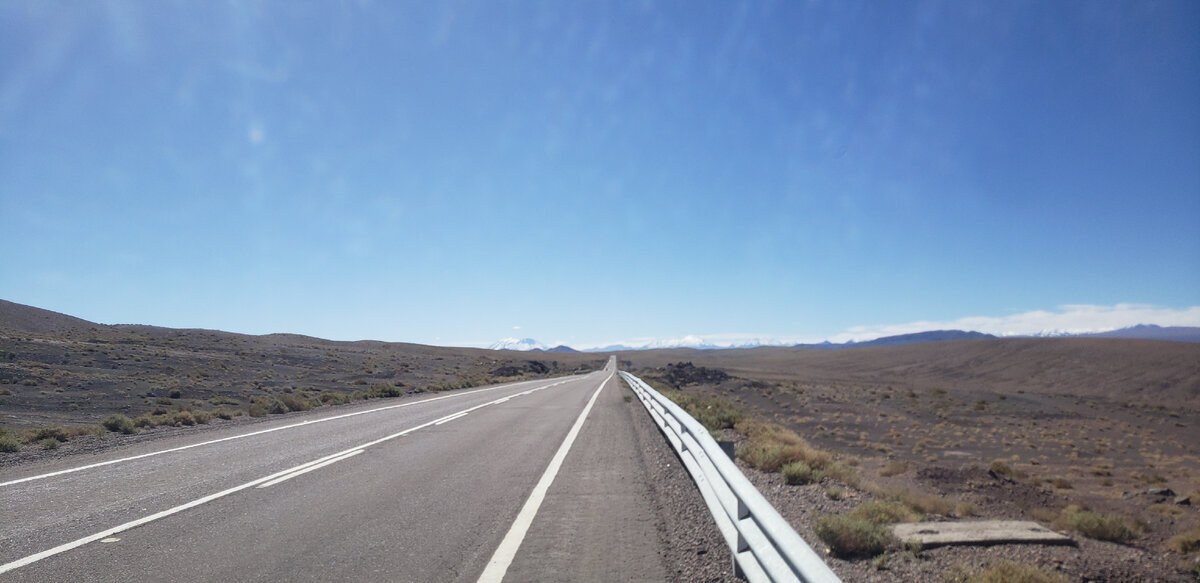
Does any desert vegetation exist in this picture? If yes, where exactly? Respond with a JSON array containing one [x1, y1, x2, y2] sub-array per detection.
[[0, 300, 603, 458], [632, 343, 1200, 582]]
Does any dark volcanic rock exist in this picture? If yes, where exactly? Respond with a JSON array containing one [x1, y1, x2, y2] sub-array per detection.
[[658, 362, 729, 388]]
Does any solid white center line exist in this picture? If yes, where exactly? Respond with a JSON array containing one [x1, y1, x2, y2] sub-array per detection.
[[475, 372, 611, 583]]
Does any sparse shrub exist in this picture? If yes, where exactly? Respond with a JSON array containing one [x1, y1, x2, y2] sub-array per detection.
[[879, 461, 908, 477], [168, 389, 182, 399], [814, 514, 895, 558], [849, 500, 921, 525], [989, 460, 1013, 477], [24, 426, 69, 444], [279, 394, 311, 412], [1052, 506, 1138, 543], [209, 396, 240, 406], [213, 408, 236, 420], [0, 434, 19, 452], [369, 383, 403, 398], [1051, 477, 1073, 489], [319, 391, 352, 406], [945, 560, 1070, 583], [954, 502, 976, 517], [732, 420, 859, 486], [782, 461, 822, 485], [738, 440, 803, 472], [1030, 507, 1060, 523], [878, 487, 955, 516], [825, 486, 845, 500], [102, 414, 137, 434], [170, 411, 196, 426], [67, 425, 104, 437], [266, 398, 288, 414], [1167, 526, 1200, 554], [39, 437, 61, 450], [191, 410, 212, 424]]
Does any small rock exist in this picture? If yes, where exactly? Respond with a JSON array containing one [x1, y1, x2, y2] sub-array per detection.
[[1146, 487, 1175, 497], [1175, 495, 1192, 506]]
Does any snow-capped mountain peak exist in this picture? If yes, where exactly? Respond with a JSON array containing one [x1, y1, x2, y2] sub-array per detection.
[[488, 337, 547, 351]]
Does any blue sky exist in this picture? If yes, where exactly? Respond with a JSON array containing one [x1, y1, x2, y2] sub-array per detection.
[[2, 1, 1198, 349]]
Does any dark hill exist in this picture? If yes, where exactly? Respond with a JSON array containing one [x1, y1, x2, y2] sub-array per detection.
[[0, 300, 98, 334]]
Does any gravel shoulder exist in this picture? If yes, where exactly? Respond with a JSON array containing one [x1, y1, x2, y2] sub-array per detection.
[[623, 380, 739, 582]]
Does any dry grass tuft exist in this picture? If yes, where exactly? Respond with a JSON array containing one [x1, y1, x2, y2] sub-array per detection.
[[733, 420, 861, 487], [849, 500, 921, 524], [102, 414, 137, 434], [814, 514, 895, 559], [878, 460, 909, 477], [1051, 505, 1139, 543], [1168, 525, 1200, 554], [877, 486, 956, 516], [944, 560, 1070, 583]]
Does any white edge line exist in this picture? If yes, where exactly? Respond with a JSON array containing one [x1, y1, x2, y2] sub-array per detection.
[[0, 375, 583, 575], [1, 378, 556, 488], [475, 372, 612, 583]]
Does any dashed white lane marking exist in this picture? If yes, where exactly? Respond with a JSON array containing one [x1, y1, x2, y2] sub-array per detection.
[[0, 378, 561, 488], [0, 376, 582, 575], [256, 450, 363, 489], [476, 372, 611, 583], [434, 411, 469, 425]]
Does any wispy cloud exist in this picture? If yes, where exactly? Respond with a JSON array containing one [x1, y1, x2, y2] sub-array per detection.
[[572, 304, 1200, 350]]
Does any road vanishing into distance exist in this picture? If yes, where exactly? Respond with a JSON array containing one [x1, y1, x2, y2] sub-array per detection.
[[1, 357, 669, 582]]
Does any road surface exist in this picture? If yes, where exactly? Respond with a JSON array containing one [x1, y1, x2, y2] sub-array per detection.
[[1, 357, 669, 582]]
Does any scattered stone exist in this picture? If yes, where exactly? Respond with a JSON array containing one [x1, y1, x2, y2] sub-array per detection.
[[1175, 495, 1192, 506], [893, 521, 1075, 548], [1146, 487, 1175, 497]]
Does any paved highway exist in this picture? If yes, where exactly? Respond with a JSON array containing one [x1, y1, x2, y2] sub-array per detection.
[[1, 357, 668, 582]]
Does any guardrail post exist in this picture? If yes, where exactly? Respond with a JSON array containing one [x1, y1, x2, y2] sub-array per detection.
[[718, 440, 735, 461]]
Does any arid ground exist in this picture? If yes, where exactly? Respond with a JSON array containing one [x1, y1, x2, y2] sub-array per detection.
[[4, 299, 1199, 580], [625, 341, 1200, 581], [0, 300, 603, 456]]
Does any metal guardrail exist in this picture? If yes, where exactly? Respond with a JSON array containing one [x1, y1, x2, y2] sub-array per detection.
[[619, 371, 842, 583]]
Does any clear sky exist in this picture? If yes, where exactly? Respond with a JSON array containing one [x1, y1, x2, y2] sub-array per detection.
[[3, 1, 1198, 349]]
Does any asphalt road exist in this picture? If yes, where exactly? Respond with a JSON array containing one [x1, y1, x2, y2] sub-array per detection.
[[1, 357, 668, 582]]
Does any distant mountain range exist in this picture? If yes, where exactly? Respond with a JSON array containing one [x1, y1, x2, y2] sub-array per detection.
[[795, 330, 997, 349], [487, 338, 579, 353], [1080, 324, 1200, 342], [489, 325, 1200, 352]]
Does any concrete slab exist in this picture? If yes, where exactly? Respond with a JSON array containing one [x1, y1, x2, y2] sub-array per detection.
[[893, 520, 1074, 548]]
